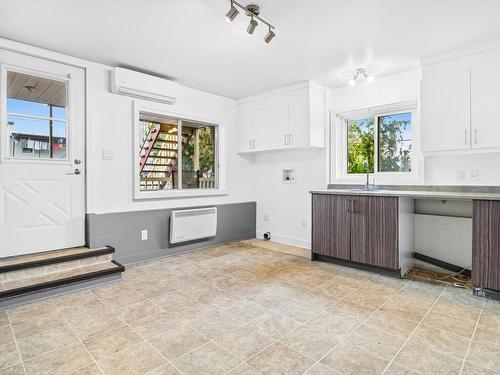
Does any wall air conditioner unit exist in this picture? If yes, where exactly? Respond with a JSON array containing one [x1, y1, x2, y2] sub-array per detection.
[[111, 67, 179, 104], [170, 207, 217, 244]]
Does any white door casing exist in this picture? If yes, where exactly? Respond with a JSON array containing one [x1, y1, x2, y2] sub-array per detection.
[[0, 50, 85, 257]]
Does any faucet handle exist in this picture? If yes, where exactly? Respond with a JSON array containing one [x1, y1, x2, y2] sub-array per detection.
[[372, 178, 376, 187]]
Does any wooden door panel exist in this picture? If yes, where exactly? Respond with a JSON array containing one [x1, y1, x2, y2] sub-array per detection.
[[473, 200, 500, 290], [312, 194, 350, 260], [349, 196, 369, 264]]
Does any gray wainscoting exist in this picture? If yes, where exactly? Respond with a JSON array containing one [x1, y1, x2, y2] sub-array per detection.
[[86, 201, 256, 265]]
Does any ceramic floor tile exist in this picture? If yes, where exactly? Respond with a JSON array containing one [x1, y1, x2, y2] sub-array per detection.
[[97, 342, 166, 375], [421, 309, 477, 338], [172, 342, 240, 375], [0, 311, 9, 327], [382, 363, 422, 375], [115, 300, 163, 325], [222, 300, 268, 323], [272, 299, 325, 323], [247, 341, 314, 375], [149, 326, 209, 361], [0, 363, 25, 375], [0, 342, 20, 371], [83, 325, 143, 360], [466, 339, 500, 371], [7, 299, 60, 323], [96, 289, 145, 310], [320, 341, 389, 375], [461, 361, 500, 375], [214, 324, 275, 361], [146, 363, 183, 375], [69, 310, 125, 340], [24, 343, 93, 375], [364, 311, 419, 339], [244, 311, 302, 340], [72, 363, 103, 375], [17, 324, 78, 360], [226, 362, 261, 375], [413, 323, 470, 358], [393, 336, 462, 375], [304, 363, 341, 374], [344, 323, 405, 360], [190, 310, 243, 340], [11, 313, 65, 339]]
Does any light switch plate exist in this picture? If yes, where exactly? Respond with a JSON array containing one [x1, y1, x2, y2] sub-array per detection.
[[141, 229, 148, 241]]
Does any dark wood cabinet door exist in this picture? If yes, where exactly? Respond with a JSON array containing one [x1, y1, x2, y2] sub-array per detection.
[[350, 196, 399, 269], [473, 200, 500, 291], [312, 194, 350, 260]]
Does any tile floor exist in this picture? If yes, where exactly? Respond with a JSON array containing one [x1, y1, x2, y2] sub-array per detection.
[[0, 241, 499, 375]]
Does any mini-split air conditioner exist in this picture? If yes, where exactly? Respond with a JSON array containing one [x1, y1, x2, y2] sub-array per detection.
[[170, 207, 217, 244], [111, 67, 179, 104]]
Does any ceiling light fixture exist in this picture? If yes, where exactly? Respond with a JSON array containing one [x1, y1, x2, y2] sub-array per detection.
[[225, 1, 276, 44], [247, 15, 258, 34], [225, 1, 239, 22], [348, 68, 374, 86]]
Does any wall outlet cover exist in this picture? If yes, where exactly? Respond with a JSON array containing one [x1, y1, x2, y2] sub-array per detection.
[[470, 170, 479, 182], [141, 229, 148, 241], [263, 214, 270, 222], [102, 150, 114, 160], [282, 169, 296, 183]]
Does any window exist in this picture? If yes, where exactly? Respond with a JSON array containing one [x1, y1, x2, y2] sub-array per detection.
[[138, 111, 217, 192], [346, 111, 412, 174], [7, 71, 67, 160]]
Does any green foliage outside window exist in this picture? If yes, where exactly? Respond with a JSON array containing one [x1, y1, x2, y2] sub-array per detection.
[[347, 117, 374, 173], [182, 126, 215, 175], [347, 112, 412, 174]]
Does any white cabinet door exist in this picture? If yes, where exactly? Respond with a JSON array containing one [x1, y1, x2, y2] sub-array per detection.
[[421, 64, 471, 152], [252, 108, 270, 151], [268, 98, 289, 150], [471, 61, 500, 149], [238, 111, 253, 152], [288, 89, 309, 148]]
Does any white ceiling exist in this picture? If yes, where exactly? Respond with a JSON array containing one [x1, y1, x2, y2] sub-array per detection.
[[1, 0, 500, 99]]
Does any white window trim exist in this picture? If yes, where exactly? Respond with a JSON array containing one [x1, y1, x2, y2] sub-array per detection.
[[132, 100, 226, 200], [331, 100, 421, 184]]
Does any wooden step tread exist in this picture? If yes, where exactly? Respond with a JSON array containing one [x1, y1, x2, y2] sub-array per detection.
[[0, 260, 124, 299], [0, 246, 114, 273]]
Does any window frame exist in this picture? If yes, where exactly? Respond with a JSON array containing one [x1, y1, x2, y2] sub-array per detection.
[[132, 101, 225, 200], [0, 64, 71, 164], [333, 101, 418, 184]]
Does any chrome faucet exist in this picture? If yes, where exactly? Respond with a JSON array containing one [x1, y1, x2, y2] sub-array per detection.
[[365, 161, 375, 189]]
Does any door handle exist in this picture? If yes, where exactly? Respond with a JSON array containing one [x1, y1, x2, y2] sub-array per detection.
[[253, 139, 256, 149], [66, 168, 81, 175], [249, 139, 252, 149], [284, 135, 288, 145], [474, 129, 478, 145]]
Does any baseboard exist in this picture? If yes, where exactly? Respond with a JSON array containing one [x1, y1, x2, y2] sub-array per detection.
[[256, 231, 311, 249]]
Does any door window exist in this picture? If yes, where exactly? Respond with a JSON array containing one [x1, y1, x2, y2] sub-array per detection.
[[7, 71, 67, 160]]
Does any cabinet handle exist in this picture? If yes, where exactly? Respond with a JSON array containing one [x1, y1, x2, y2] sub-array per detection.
[[474, 129, 477, 145], [464, 130, 468, 145], [289, 134, 293, 145], [284, 135, 288, 145], [249, 140, 252, 149], [252, 139, 256, 149], [345, 198, 351, 212], [351, 200, 355, 213]]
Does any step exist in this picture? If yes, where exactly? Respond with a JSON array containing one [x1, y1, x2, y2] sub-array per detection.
[[0, 246, 115, 283], [0, 260, 124, 308]]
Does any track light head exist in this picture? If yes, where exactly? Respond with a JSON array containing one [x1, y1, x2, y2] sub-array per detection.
[[263, 28, 275, 44], [348, 79, 356, 87], [247, 17, 258, 34], [225, 2, 239, 22], [347, 68, 374, 86]]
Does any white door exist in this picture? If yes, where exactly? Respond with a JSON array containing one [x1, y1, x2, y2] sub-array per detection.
[[252, 107, 270, 151], [288, 88, 309, 148], [268, 97, 289, 150], [0, 50, 85, 257], [237, 110, 253, 152], [471, 61, 500, 149]]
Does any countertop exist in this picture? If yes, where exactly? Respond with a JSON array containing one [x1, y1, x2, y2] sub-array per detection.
[[310, 185, 500, 201]]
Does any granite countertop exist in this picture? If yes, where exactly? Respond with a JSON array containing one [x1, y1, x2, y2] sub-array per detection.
[[310, 185, 500, 201]]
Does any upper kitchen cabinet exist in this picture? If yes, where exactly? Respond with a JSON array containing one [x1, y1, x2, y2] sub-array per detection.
[[421, 47, 500, 153], [237, 81, 325, 153]]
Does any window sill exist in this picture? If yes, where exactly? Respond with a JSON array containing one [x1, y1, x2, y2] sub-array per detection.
[[134, 189, 228, 200]]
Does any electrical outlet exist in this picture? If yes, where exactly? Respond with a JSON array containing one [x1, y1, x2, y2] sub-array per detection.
[[470, 170, 479, 182], [263, 214, 269, 222], [456, 169, 465, 182], [141, 229, 148, 241], [102, 150, 114, 160], [301, 219, 308, 228]]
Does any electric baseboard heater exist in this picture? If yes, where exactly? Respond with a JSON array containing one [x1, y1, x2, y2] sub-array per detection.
[[170, 207, 217, 244]]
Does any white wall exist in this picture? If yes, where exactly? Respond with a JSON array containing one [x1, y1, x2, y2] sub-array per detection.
[[85, 65, 255, 214]]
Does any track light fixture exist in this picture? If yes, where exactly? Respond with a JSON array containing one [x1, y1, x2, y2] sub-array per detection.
[[348, 68, 374, 86], [225, 1, 239, 22], [225, 1, 276, 44]]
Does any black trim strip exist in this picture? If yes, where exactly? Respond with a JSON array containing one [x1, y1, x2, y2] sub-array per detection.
[[312, 253, 402, 278], [413, 252, 471, 277], [0, 246, 115, 273], [473, 287, 500, 301], [0, 260, 125, 299]]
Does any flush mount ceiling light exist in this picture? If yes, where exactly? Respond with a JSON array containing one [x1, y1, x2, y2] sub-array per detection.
[[225, 1, 276, 44], [348, 68, 375, 86]]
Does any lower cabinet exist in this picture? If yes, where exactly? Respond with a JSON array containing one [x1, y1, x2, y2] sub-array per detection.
[[473, 200, 500, 292], [312, 193, 399, 271]]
